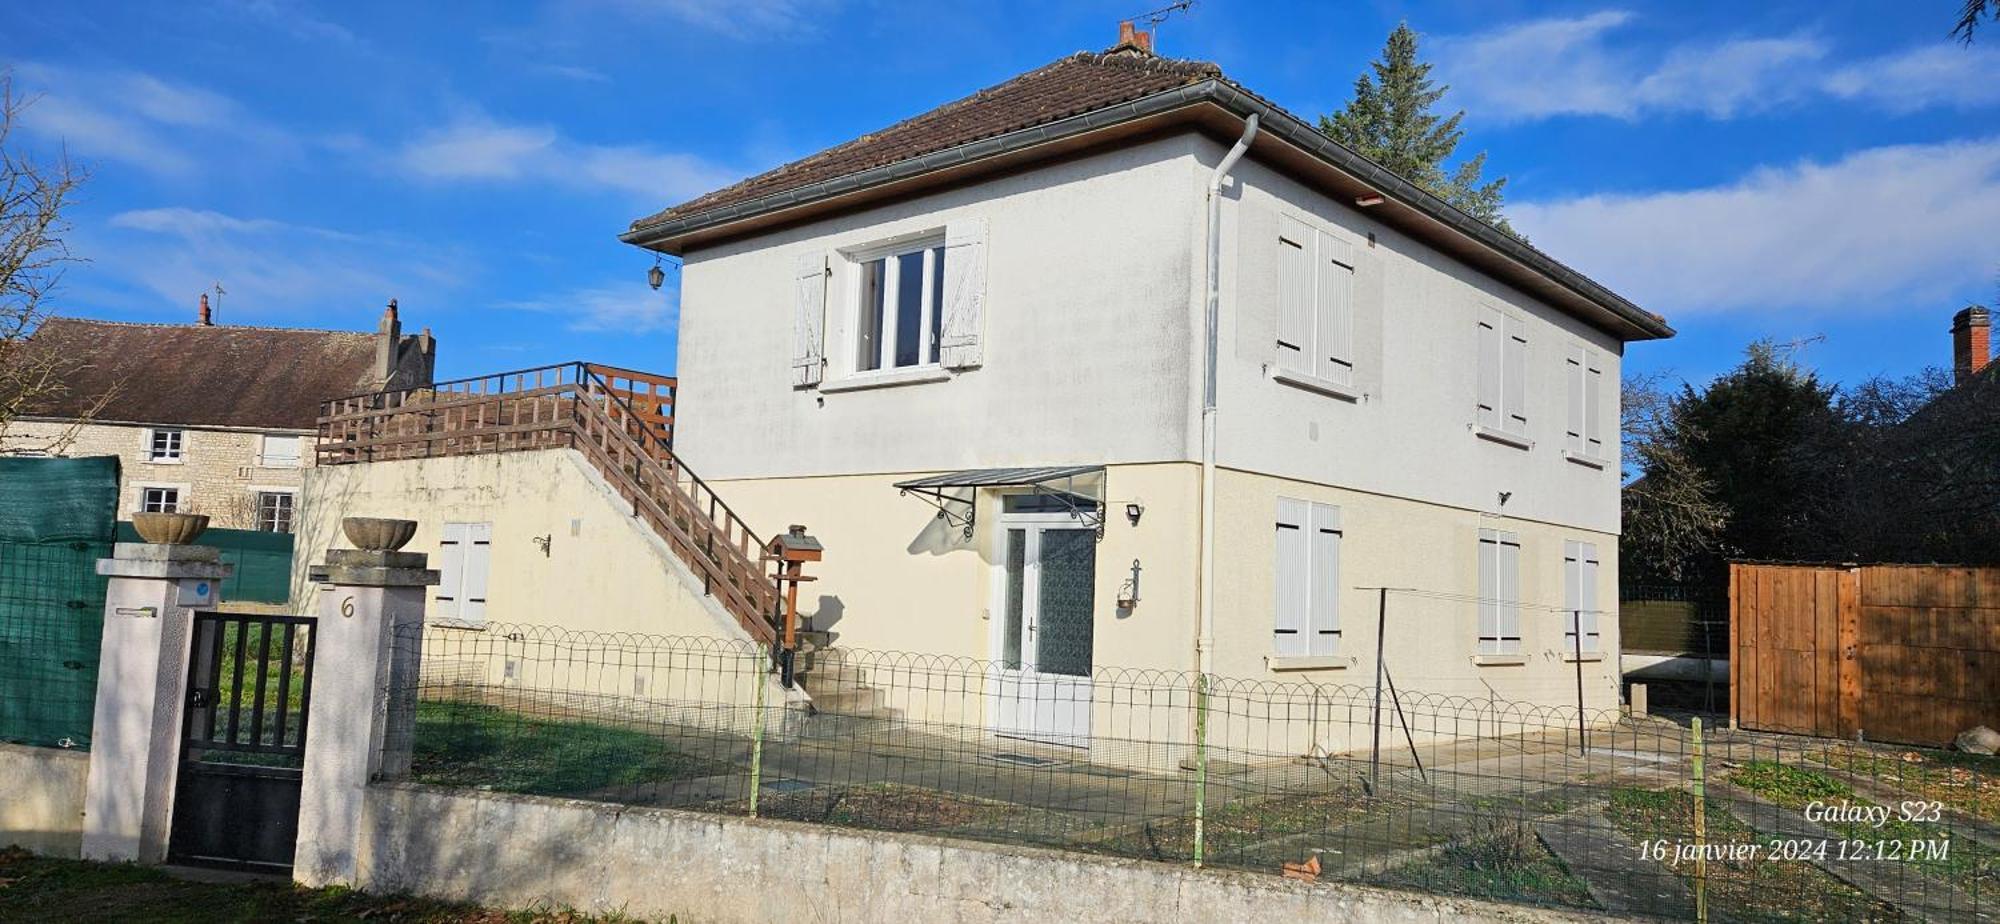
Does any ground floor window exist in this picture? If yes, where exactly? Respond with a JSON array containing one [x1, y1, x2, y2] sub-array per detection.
[[256, 491, 295, 533], [141, 486, 180, 513], [1477, 528, 1523, 655], [1274, 497, 1342, 657]]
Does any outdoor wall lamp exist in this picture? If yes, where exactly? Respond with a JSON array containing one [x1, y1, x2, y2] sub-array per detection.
[[1117, 559, 1143, 609], [647, 256, 666, 291], [1125, 501, 1144, 525]]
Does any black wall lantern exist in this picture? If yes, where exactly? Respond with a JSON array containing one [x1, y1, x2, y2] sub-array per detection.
[[647, 256, 666, 291]]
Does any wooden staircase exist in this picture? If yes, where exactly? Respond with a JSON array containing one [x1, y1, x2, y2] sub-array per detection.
[[316, 362, 789, 646]]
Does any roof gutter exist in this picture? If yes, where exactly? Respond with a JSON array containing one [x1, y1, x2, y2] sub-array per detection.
[[623, 80, 1673, 341]]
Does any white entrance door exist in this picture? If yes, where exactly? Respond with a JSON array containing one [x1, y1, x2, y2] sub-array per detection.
[[990, 514, 1096, 747]]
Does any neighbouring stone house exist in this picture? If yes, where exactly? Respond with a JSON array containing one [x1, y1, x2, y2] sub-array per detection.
[[3, 297, 434, 532]]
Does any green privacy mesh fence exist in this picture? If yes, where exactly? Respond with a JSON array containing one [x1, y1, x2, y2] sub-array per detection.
[[0, 455, 118, 749], [114, 522, 294, 605]]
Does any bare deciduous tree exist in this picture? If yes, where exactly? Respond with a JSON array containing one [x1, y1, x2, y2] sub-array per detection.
[[1620, 370, 1729, 583], [0, 71, 106, 455]]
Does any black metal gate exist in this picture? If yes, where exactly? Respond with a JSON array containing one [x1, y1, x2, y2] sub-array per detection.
[[167, 611, 316, 871]]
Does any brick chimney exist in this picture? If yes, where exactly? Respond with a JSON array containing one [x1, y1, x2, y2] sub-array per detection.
[[1115, 20, 1153, 53], [376, 298, 402, 383], [197, 293, 212, 326], [1953, 306, 1991, 385]]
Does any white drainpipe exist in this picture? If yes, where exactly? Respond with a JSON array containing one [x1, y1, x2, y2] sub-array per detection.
[[1199, 113, 1259, 677]]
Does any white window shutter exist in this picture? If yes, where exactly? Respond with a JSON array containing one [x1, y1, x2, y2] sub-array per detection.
[[1316, 231, 1356, 386], [1580, 541, 1600, 651], [1563, 540, 1582, 650], [1585, 355, 1606, 459], [462, 522, 493, 626], [939, 218, 988, 369], [436, 522, 466, 619], [1477, 529, 1500, 654], [1565, 345, 1586, 454], [1503, 315, 1528, 434], [1276, 217, 1312, 377], [1498, 531, 1522, 653], [792, 252, 827, 387], [1274, 497, 1309, 656], [1308, 502, 1341, 656], [1476, 307, 1502, 429]]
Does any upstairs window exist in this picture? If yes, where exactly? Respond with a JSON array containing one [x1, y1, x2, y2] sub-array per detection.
[[1477, 528, 1522, 655], [259, 434, 302, 468], [1475, 305, 1529, 443], [1274, 497, 1341, 657], [854, 240, 945, 373], [1564, 344, 1608, 462], [147, 428, 184, 462], [141, 486, 180, 513], [1275, 215, 1356, 390]]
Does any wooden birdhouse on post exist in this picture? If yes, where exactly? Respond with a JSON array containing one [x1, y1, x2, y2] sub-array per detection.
[[764, 524, 822, 687]]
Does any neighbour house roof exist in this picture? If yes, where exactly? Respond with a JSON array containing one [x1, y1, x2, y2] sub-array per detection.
[[13, 316, 429, 431], [624, 47, 1673, 342]]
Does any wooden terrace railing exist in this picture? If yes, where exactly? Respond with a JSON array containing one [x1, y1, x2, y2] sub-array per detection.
[[316, 363, 781, 644]]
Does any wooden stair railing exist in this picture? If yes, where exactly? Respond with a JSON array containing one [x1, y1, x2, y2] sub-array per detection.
[[316, 363, 781, 645]]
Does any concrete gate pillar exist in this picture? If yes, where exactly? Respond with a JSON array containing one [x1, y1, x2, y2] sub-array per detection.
[[80, 542, 232, 863], [293, 529, 437, 888]]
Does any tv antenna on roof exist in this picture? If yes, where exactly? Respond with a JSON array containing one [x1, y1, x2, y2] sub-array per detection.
[[1127, 1, 1195, 48], [212, 281, 226, 311]]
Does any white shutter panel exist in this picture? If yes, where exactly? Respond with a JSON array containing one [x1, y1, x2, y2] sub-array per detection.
[[1308, 502, 1341, 656], [1498, 531, 1522, 653], [939, 218, 988, 369], [1504, 315, 1528, 435], [1476, 307, 1502, 428], [1563, 540, 1583, 651], [1276, 217, 1312, 377], [1477, 530, 1499, 654], [792, 252, 827, 387], [461, 522, 493, 626], [1316, 231, 1356, 386], [1580, 541, 1601, 652], [1274, 497, 1309, 656], [1585, 355, 1606, 459], [1565, 345, 1586, 454], [436, 522, 466, 619]]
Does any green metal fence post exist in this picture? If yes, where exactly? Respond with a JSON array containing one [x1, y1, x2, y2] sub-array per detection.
[[748, 657, 768, 818], [1192, 671, 1209, 868], [1692, 717, 1708, 924]]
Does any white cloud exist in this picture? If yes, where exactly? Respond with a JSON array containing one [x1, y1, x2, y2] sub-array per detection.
[[588, 0, 837, 39], [393, 114, 738, 202], [8, 63, 295, 176], [1512, 139, 2000, 315], [505, 280, 678, 334], [1435, 11, 1993, 122]]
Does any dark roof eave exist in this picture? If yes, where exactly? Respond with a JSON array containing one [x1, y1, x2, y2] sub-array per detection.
[[624, 80, 1674, 342]]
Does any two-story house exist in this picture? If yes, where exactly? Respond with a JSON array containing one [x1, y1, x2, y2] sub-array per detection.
[[616, 37, 1671, 743], [4, 298, 435, 531]]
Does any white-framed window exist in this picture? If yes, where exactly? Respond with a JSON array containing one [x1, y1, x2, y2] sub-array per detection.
[[146, 428, 184, 462], [1274, 497, 1341, 656], [1563, 540, 1602, 653], [436, 521, 493, 625], [259, 434, 303, 468], [1475, 305, 1529, 442], [140, 486, 181, 513], [1275, 214, 1357, 390], [1564, 343, 1607, 462], [1477, 528, 1522, 655], [255, 491, 295, 533], [852, 237, 945, 373]]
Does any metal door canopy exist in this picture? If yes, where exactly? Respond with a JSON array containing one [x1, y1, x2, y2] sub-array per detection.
[[893, 465, 1104, 537]]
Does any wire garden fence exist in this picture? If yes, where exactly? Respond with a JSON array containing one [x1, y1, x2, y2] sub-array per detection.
[[0, 537, 110, 749], [387, 620, 1995, 922]]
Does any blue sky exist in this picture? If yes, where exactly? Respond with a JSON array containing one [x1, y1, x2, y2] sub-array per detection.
[[4, 1, 1996, 391]]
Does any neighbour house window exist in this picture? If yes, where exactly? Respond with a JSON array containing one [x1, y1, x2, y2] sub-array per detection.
[[147, 428, 184, 462], [855, 241, 945, 372], [437, 522, 493, 625], [256, 491, 295, 534], [141, 487, 180, 513], [1562, 540, 1602, 654], [1475, 305, 1529, 443], [1275, 215, 1357, 390], [1477, 529, 1522, 655], [259, 434, 303, 468], [1564, 344, 1607, 462], [1274, 497, 1341, 657]]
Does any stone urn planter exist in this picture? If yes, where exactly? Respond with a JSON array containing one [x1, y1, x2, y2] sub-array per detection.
[[130, 512, 210, 545], [342, 517, 418, 552]]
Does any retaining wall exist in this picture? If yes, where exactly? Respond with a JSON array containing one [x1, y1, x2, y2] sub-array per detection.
[[0, 743, 88, 856]]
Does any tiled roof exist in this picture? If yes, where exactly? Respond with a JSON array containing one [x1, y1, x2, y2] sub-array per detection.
[[13, 317, 418, 430], [633, 49, 1220, 229]]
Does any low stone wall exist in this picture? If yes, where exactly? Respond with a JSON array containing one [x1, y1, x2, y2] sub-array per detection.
[[0, 743, 88, 857], [358, 782, 1611, 923]]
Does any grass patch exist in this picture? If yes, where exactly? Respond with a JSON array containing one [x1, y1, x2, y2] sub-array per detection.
[[751, 782, 1093, 844], [1373, 818, 1595, 909], [1604, 787, 1903, 923], [1809, 743, 2000, 824], [409, 700, 732, 798], [1730, 760, 1998, 887], [1731, 761, 1853, 809], [1079, 785, 1380, 866], [0, 847, 659, 923]]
